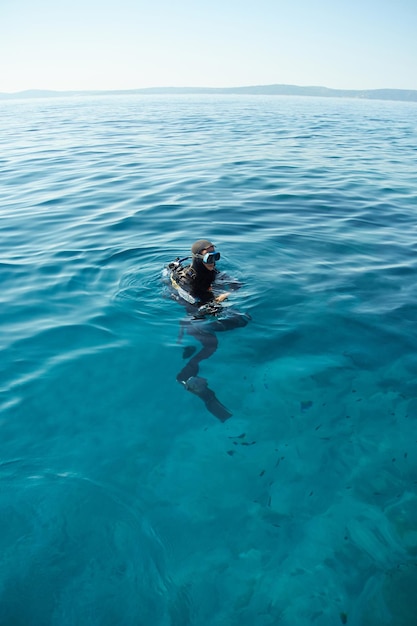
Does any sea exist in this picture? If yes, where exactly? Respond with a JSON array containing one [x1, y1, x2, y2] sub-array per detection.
[[1, 93, 417, 625]]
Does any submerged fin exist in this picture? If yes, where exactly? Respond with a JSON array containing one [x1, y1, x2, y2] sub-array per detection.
[[184, 376, 208, 395], [184, 376, 232, 422], [203, 389, 232, 422]]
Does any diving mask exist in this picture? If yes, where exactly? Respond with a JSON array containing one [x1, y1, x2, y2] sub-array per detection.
[[200, 251, 220, 264]]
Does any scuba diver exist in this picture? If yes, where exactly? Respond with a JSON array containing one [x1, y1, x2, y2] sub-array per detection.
[[165, 239, 250, 422]]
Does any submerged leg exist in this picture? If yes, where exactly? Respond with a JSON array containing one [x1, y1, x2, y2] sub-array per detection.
[[176, 328, 218, 382], [176, 323, 232, 421]]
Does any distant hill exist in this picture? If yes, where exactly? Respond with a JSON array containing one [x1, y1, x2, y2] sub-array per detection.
[[1, 84, 417, 103]]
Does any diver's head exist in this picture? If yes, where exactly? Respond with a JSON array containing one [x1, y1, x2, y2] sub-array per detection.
[[191, 239, 220, 270]]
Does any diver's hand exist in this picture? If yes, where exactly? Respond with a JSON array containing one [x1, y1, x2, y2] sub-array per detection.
[[215, 292, 230, 303]]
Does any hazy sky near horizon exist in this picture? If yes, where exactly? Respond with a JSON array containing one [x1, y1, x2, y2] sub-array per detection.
[[1, 0, 416, 93]]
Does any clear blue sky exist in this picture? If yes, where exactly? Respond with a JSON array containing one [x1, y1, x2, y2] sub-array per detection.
[[1, 0, 416, 93]]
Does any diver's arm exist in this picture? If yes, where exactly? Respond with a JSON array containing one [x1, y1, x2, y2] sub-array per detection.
[[206, 284, 229, 303]]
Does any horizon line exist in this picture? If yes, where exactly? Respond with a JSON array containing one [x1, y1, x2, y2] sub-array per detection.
[[1, 83, 417, 103]]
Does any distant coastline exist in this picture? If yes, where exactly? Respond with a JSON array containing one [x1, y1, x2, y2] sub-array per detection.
[[1, 84, 417, 103]]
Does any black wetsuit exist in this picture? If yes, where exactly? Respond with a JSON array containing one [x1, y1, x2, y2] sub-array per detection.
[[170, 257, 249, 421]]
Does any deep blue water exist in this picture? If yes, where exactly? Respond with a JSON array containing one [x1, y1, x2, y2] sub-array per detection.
[[1, 94, 417, 625]]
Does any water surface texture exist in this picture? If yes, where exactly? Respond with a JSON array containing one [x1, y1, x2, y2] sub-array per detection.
[[1, 95, 417, 625]]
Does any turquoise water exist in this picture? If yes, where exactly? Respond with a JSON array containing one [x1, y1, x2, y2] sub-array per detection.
[[1, 94, 417, 625]]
